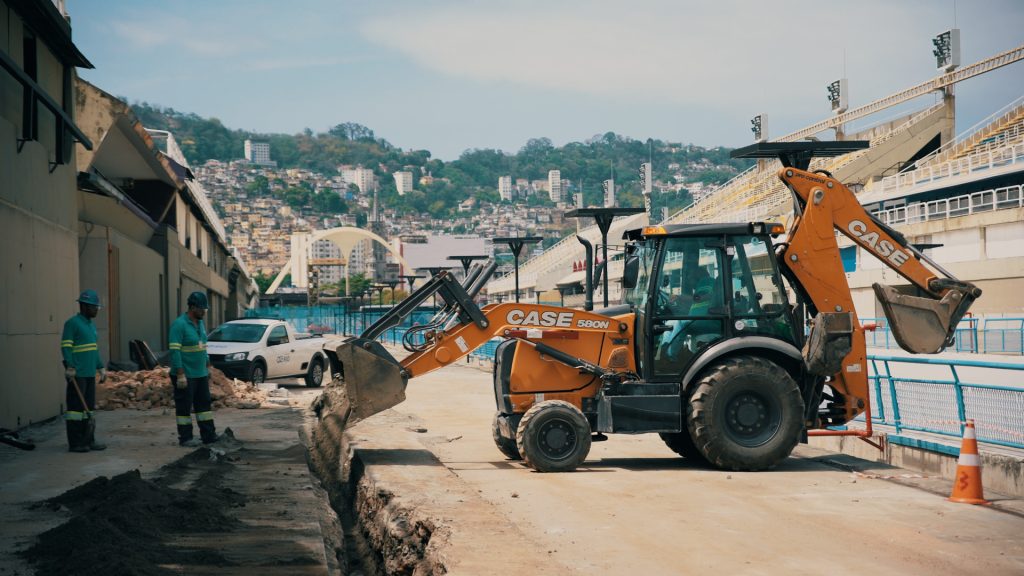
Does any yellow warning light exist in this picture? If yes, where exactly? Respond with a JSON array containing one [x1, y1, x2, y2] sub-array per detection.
[[642, 226, 667, 236], [769, 223, 786, 235]]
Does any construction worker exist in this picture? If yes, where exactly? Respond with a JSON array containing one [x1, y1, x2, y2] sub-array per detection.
[[169, 291, 218, 447], [60, 289, 107, 452]]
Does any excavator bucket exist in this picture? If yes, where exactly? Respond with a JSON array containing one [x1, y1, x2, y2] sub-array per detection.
[[331, 338, 408, 425], [873, 283, 976, 354]]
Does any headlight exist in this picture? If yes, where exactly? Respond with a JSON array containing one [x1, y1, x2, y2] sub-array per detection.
[[224, 352, 248, 361]]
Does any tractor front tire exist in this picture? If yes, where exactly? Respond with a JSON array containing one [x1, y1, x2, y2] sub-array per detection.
[[687, 355, 804, 471], [516, 400, 591, 473], [492, 412, 521, 460]]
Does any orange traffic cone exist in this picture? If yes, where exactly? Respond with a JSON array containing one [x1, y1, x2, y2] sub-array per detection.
[[948, 419, 989, 505]]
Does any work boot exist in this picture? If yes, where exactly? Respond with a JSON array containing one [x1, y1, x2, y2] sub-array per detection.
[[179, 438, 202, 448], [85, 419, 106, 450], [66, 420, 89, 453]]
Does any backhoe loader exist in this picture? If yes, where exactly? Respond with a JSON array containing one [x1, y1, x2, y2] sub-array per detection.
[[324, 141, 981, 472]]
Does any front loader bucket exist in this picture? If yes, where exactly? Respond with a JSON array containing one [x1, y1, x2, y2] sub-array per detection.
[[873, 283, 976, 354], [332, 338, 408, 425]]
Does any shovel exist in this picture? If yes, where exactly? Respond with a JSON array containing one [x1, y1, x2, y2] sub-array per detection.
[[67, 376, 97, 441]]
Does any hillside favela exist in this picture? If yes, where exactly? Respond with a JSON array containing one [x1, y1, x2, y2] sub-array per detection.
[[2, 1, 1024, 574]]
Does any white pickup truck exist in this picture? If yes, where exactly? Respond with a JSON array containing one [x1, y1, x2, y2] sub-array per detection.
[[207, 319, 330, 386]]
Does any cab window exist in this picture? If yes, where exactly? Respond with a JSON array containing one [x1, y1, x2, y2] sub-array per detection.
[[267, 325, 289, 346], [652, 237, 724, 377], [729, 235, 796, 341]]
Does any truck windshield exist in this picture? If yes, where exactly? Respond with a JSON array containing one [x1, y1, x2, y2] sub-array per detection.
[[208, 323, 267, 343]]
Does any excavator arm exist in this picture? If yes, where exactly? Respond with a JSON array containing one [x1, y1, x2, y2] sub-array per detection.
[[732, 142, 981, 426], [325, 265, 632, 424]]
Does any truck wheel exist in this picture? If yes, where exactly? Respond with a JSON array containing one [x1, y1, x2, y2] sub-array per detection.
[[516, 400, 591, 473], [659, 428, 706, 463], [687, 355, 804, 471], [305, 356, 324, 388], [249, 360, 266, 386], [492, 412, 521, 460]]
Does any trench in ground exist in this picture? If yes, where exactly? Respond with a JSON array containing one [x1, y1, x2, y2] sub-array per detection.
[[303, 388, 444, 576]]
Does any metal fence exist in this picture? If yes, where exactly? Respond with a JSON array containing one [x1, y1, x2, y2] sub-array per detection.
[[862, 317, 1023, 355], [866, 354, 1024, 450]]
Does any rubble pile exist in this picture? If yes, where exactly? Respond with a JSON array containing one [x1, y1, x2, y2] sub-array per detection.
[[97, 367, 267, 410]]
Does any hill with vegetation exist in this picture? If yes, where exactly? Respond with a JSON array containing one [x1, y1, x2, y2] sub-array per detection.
[[130, 101, 752, 217]]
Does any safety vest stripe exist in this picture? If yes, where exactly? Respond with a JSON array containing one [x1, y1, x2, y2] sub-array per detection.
[[180, 345, 207, 352], [168, 343, 182, 350], [65, 411, 85, 421], [196, 411, 214, 422], [176, 416, 193, 425], [72, 344, 98, 352], [61, 340, 73, 347]]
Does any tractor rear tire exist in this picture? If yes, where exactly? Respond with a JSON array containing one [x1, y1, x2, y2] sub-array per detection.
[[687, 355, 804, 471], [516, 400, 591, 473], [659, 428, 706, 463], [492, 412, 521, 460]]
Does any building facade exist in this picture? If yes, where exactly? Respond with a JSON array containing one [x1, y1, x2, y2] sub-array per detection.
[[244, 139, 273, 166], [548, 169, 562, 202], [394, 170, 413, 195], [499, 175, 513, 201]]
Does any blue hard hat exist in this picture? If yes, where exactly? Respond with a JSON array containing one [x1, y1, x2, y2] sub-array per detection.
[[77, 289, 101, 307], [187, 291, 209, 309]]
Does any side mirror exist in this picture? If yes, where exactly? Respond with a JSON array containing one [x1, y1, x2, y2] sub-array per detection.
[[622, 256, 640, 289]]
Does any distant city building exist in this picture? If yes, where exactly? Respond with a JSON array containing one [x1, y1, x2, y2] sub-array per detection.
[[340, 167, 377, 194], [244, 139, 276, 166], [394, 171, 414, 195], [548, 170, 562, 202], [498, 175, 513, 201], [603, 178, 615, 207]]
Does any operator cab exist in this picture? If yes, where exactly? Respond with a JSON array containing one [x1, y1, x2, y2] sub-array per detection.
[[622, 222, 799, 381]]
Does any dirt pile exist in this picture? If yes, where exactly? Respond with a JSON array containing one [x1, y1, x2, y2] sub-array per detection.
[[22, 458, 245, 576], [98, 367, 266, 410]]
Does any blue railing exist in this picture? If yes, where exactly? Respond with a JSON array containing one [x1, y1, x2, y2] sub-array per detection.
[[982, 317, 1024, 355], [866, 354, 1024, 450], [862, 317, 1023, 355]]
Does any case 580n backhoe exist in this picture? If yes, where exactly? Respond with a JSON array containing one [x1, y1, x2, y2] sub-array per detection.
[[324, 142, 981, 472]]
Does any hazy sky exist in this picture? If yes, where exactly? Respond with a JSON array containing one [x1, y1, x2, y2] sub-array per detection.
[[70, 0, 1024, 161]]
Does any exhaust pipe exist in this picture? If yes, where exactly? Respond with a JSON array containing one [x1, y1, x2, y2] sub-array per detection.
[[576, 236, 594, 311]]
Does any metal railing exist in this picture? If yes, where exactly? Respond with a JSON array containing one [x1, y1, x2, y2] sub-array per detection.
[[872, 185, 1024, 226], [863, 317, 1024, 355], [878, 141, 1024, 195], [981, 318, 1024, 355], [866, 354, 1024, 450], [915, 94, 1024, 168]]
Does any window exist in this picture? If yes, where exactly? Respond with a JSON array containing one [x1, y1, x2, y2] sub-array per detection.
[[268, 325, 289, 345], [652, 237, 724, 376]]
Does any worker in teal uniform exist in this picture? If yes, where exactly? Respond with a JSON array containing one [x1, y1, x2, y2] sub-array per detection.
[[169, 291, 218, 447], [60, 289, 107, 452]]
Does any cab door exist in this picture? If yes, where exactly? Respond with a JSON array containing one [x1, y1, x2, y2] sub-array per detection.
[[265, 324, 293, 376], [649, 236, 727, 380]]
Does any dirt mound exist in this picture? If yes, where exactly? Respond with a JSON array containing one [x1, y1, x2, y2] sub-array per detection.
[[23, 461, 245, 576], [98, 367, 266, 410]]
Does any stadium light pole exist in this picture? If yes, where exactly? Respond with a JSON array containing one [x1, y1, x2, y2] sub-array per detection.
[[493, 236, 542, 303]]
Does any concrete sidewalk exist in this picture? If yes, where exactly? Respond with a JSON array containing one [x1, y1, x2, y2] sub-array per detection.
[[0, 386, 332, 575]]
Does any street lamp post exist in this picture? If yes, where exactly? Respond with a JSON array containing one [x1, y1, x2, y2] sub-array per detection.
[[565, 207, 645, 308], [447, 254, 488, 276], [493, 236, 542, 303], [401, 274, 423, 296], [384, 280, 399, 305]]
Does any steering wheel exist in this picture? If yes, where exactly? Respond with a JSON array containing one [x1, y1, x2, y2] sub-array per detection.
[[655, 291, 673, 316]]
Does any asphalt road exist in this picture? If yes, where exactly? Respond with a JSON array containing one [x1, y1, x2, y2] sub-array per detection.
[[392, 361, 1024, 576]]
